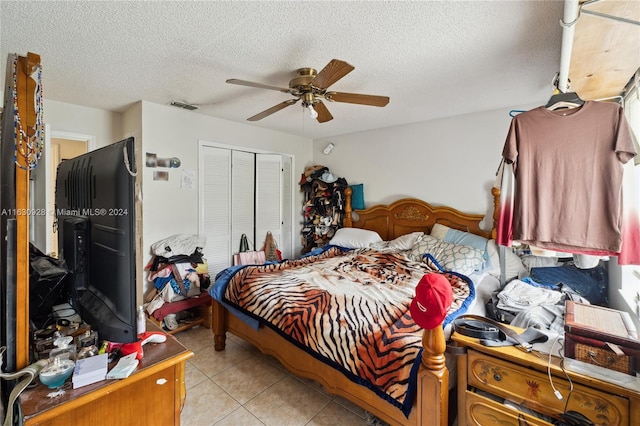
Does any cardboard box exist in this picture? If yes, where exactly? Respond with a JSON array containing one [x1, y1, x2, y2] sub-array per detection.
[[564, 301, 640, 375]]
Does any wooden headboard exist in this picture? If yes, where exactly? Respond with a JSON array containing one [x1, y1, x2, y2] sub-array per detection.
[[343, 187, 500, 240]]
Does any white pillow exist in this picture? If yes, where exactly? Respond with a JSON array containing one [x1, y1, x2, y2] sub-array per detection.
[[486, 240, 527, 281], [370, 232, 424, 251], [387, 231, 424, 250], [486, 240, 501, 273], [521, 255, 560, 270], [430, 223, 449, 240], [329, 228, 383, 249]]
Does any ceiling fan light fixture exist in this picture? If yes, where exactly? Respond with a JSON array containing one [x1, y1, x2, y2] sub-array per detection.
[[307, 103, 318, 119]]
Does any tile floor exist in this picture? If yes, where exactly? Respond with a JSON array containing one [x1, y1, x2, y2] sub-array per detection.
[[177, 325, 386, 426]]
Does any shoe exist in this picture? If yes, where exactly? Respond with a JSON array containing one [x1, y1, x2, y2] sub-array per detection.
[[164, 314, 179, 331]]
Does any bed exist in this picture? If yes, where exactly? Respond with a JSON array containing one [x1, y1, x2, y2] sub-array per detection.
[[211, 188, 500, 426]]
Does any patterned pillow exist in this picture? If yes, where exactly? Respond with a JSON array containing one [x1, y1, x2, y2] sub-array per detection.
[[407, 235, 485, 275]]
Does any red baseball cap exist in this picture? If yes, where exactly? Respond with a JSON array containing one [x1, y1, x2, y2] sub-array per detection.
[[410, 273, 453, 329]]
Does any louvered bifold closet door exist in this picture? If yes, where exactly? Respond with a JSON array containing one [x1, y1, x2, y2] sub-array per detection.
[[255, 154, 282, 254], [199, 146, 231, 275], [231, 151, 256, 253], [281, 156, 293, 259]]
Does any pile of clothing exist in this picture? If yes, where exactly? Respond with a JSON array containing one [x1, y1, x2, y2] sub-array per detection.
[[486, 276, 591, 335], [299, 165, 349, 253], [145, 234, 210, 316]]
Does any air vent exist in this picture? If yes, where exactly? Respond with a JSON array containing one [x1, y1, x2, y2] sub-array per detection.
[[169, 101, 198, 111]]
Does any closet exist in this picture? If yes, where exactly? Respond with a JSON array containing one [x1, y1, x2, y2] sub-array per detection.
[[198, 144, 293, 275]]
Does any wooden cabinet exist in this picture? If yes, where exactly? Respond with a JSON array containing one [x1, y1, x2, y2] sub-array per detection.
[[452, 331, 640, 426], [464, 391, 551, 426], [19, 322, 193, 426]]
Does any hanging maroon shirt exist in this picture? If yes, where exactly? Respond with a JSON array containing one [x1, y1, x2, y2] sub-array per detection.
[[500, 101, 637, 260]]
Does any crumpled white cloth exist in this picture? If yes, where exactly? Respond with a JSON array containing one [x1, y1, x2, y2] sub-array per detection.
[[151, 234, 206, 257], [573, 253, 602, 269], [496, 279, 563, 314], [510, 304, 566, 335]]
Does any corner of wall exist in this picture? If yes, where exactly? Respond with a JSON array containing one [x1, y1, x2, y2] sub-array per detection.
[[121, 102, 145, 305]]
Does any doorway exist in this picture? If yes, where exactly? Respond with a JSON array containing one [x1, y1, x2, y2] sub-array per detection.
[[31, 127, 95, 256]]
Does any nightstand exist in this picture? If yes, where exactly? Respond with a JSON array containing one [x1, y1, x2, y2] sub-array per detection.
[[451, 329, 640, 426]]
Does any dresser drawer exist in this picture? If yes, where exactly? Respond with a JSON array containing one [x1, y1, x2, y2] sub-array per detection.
[[467, 350, 629, 425], [465, 390, 552, 426]]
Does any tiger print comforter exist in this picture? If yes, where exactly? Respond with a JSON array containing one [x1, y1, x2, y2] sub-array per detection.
[[219, 246, 474, 416]]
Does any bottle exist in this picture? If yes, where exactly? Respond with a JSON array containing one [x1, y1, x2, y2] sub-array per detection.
[[137, 305, 146, 335], [50, 333, 76, 361]]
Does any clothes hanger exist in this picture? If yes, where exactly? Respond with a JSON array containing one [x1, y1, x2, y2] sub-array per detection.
[[545, 91, 585, 110]]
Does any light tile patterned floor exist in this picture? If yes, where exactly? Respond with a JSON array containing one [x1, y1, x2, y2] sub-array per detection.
[[176, 325, 383, 426]]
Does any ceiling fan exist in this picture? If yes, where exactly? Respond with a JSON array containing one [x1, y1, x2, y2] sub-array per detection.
[[226, 59, 390, 123]]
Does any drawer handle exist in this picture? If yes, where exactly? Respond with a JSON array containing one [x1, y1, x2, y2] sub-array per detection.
[[588, 350, 615, 366], [493, 373, 502, 381]]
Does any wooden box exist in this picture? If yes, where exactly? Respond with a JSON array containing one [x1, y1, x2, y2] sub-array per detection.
[[564, 301, 640, 375]]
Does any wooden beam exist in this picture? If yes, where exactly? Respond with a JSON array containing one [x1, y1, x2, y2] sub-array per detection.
[[14, 52, 41, 369], [571, 0, 640, 99]]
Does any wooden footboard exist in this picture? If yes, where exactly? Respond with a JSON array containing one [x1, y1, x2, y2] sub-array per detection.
[[213, 298, 448, 426]]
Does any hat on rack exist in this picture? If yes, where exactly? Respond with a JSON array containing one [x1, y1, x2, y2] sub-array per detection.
[[410, 273, 453, 329], [312, 180, 328, 194], [304, 165, 327, 178], [319, 171, 338, 184]]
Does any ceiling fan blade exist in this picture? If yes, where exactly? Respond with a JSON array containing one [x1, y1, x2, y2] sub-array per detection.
[[311, 59, 355, 89], [247, 99, 298, 121], [314, 100, 333, 123], [226, 79, 291, 93], [325, 91, 389, 107]]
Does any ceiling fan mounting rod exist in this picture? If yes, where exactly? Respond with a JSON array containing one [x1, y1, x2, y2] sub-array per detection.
[[289, 67, 317, 90], [296, 67, 316, 77]]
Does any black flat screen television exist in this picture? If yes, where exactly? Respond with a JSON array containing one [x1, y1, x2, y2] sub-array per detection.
[[55, 137, 138, 343]]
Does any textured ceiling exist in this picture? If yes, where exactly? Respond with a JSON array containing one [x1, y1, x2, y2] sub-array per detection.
[[1, 1, 571, 140]]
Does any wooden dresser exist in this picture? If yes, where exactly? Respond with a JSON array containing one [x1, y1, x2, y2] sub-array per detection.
[[452, 331, 640, 426], [19, 323, 193, 426]]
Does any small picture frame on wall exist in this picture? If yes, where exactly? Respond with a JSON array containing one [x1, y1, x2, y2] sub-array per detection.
[[153, 171, 169, 181]]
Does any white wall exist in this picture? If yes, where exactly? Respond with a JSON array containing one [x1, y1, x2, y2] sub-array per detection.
[[122, 101, 313, 297], [45, 98, 634, 317], [120, 102, 144, 303], [44, 99, 122, 148], [312, 106, 531, 228], [33, 100, 122, 254], [42, 99, 527, 301]]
